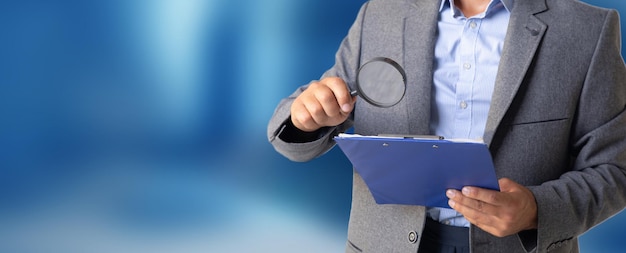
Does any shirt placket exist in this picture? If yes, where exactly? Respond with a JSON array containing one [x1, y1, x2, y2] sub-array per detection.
[[454, 18, 481, 138]]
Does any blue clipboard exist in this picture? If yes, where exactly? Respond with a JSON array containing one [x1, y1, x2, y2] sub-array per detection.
[[334, 134, 499, 208]]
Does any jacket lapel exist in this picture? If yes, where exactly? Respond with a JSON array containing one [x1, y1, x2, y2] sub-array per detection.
[[404, 0, 441, 135], [484, 0, 548, 146]]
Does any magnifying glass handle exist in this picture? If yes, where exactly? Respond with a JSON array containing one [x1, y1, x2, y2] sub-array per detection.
[[350, 90, 358, 97]]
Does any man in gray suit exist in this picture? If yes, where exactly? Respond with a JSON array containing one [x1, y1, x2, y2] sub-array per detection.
[[268, 0, 626, 252]]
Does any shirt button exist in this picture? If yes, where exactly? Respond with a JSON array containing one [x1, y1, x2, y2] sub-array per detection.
[[469, 21, 477, 29], [408, 231, 418, 244], [443, 220, 452, 225], [460, 101, 468, 109], [463, 63, 471, 70]]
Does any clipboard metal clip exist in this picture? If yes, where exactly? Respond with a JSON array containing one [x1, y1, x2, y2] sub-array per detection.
[[377, 134, 444, 140]]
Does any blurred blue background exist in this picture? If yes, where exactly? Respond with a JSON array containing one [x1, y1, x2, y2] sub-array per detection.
[[0, 0, 624, 252]]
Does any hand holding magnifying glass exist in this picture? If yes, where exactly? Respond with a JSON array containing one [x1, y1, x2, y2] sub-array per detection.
[[290, 57, 406, 132]]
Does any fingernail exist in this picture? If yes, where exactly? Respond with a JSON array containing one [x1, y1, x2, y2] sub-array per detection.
[[462, 187, 470, 195], [448, 200, 456, 208], [341, 104, 352, 112], [446, 190, 455, 198]]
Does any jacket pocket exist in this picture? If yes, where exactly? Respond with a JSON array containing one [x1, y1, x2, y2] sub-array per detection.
[[509, 117, 569, 126]]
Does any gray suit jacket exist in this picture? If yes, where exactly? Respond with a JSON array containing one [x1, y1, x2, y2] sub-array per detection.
[[268, 0, 626, 252]]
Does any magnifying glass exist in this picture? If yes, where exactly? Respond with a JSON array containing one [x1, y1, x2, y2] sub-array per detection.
[[350, 57, 407, 108]]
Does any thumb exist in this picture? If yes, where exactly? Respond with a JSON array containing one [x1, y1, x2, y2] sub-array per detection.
[[340, 96, 357, 115], [498, 178, 518, 192]]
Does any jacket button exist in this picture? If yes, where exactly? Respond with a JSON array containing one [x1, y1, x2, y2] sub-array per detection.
[[408, 231, 418, 244]]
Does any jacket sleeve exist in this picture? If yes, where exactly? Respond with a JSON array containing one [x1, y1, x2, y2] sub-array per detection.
[[266, 2, 368, 162], [528, 9, 626, 253]]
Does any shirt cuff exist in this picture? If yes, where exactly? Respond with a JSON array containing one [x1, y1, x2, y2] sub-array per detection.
[[278, 118, 329, 143]]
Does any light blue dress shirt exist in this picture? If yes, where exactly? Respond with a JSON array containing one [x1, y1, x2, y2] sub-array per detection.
[[427, 0, 512, 227]]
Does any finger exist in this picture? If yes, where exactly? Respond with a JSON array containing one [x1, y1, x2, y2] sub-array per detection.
[[290, 98, 321, 131], [460, 203, 525, 238], [447, 189, 497, 215], [461, 186, 505, 206], [498, 177, 520, 193], [322, 77, 354, 113], [301, 91, 338, 127], [447, 191, 503, 234], [312, 86, 343, 118], [448, 201, 492, 232]]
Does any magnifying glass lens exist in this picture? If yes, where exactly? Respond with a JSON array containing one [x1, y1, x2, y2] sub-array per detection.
[[355, 57, 407, 108]]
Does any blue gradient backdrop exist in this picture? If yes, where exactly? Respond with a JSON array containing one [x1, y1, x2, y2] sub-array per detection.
[[0, 1, 624, 252]]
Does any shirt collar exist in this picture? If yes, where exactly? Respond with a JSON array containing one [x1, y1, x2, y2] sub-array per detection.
[[439, 0, 514, 16]]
